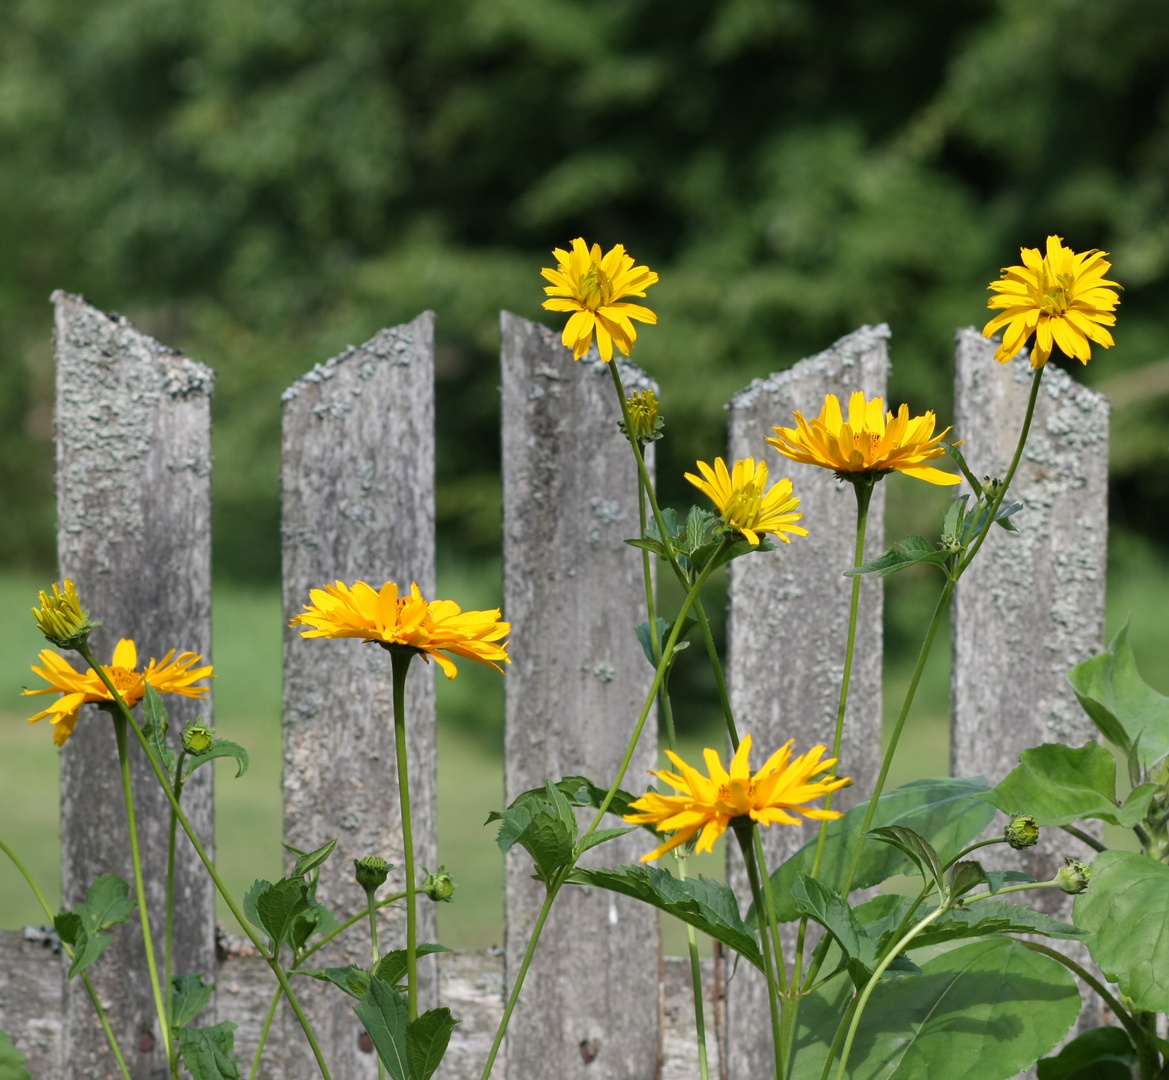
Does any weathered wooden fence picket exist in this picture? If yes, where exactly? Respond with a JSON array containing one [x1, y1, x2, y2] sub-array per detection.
[[0, 293, 1109, 1080]]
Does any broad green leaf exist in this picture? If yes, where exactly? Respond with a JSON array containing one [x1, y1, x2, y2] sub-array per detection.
[[947, 860, 986, 900], [844, 536, 950, 578], [254, 878, 312, 946], [1069, 623, 1169, 769], [292, 838, 337, 879], [979, 742, 1141, 827], [0, 1030, 30, 1080], [790, 876, 881, 989], [406, 1008, 459, 1080], [910, 902, 1085, 949], [866, 827, 945, 896], [684, 506, 718, 552], [520, 812, 575, 882], [299, 965, 371, 998], [52, 912, 111, 980], [544, 780, 578, 840], [53, 874, 135, 980], [570, 864, 764, 969], [552, 776, 655, 834], [288, 899, 340, 954], [355, 977, 411, 1080], [373, 944, 452, 989], [634, 616, 693, 667], [1037, 1026, 1136, 1080], [574, 826, 636, 858], [141, 684, 177, 776], [171, 973, 214, 1029], [769, 777, 995, 921], [185, 738, 249, 780], [624, 537, 666, 558], [1074, 850, 1169, 1011], [790, 938, 1080, 1080], [177, 1022, 240, 1080], [644, 506, 682, 544], [242, 879, 269, 930]]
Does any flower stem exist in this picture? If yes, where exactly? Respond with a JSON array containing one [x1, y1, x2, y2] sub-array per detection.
[[0, 838, 133, 1080], [676, 857, 712, 1080], [389, 650, 419, 1021], [297, 893, 407, 963], [165, 751, 187, 1080], [249, 983, 283, 1080], [110, 710, 172, 1065], [365, 884, 386, 1080]]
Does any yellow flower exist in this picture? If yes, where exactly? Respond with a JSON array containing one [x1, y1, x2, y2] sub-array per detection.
[[624, 734, 850, 862], [24, 639, 213, 747], [766, 391, 959, 486], [541, 238, 659, 362], [32, 578, 93, 649], [983, 235, 1120, 368], [684, 457, 808, 547], [291, 580, 510, 679]]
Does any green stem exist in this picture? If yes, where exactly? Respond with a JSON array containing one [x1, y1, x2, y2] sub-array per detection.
[[943, 836, 1007, 869], [1060, 823, 1107, 854], [249, 983, 283, 1080], [297, 893, 407, 964], [365, 885, 386, 1080], [81, 656, 334, 1080], [1, 839, 133, 1080], [389, 650, 419, 1021], [478, 874, 565, 1080], [110, 710, 172, 1064], [677, 857, 712, 1080], [165, 751, 187, 1080]]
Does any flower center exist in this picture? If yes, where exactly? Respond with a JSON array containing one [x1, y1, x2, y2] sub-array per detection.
[[106, 665, 142, 695], [1033, 265, 1074, 315], [581, 262, 613, 310], [724, 478, 766, 530], [716, 778, 755, 816]]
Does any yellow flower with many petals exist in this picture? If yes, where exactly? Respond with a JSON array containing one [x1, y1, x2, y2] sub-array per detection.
[[291, 580, 510, 679], [685, 457, 808, 547], [32, 578, 93, 649], [24, 639, 213, 747], [767, 391, 959, 486], [541, 238, 658, 362], [625, 734, 850, 862], [983, 235, 1120, 368]]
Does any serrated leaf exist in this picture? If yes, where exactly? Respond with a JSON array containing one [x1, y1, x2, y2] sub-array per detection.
[[570, 864, 764, 969], [1068, 623, 1169, 770], [171, 973, 215, 1029], [254, 878, 311, 946], [177, 1022, 240, 1080], [372, 944, 451, 989], [769, 777, 995, 921], [910, 902, 1085, 948], [684, 506, 718, 552], [54, 874, 135, 980], [288, 899, 340, 954], [185, 738, 249, 780], [575, 826, 636, 858], [0, 1029, 30, 1080], [299, 965, 372, 998], [356, 978, 411, 1080], [544, 780, 578, 840], [406, 1008, 459, 1080], [645, 506, 682, 544], [941, 495, 967, 540], [242, 879, 269, 931], [520, 812, 575, 882], [948, 860, 986, 900], [52, 911, 111, 981], [866, 826, 944, 896], [552, 776, 655, 834], [141, 684, 177, 776], [1075, 850, 1169, 1011], [790, 876, 880, 989], [1037, 1025, 1137, 1080], [293, 838, 337, 879], [844, 536, 950, 578]]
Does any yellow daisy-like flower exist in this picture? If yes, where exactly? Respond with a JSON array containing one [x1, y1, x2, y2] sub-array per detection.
[[684, 457, 808, 547], [983, 235, 1120, 368], [24, 639, 214, 747], [541, 238, 659, 362], [766, 391, 959, 486], [291, 580, 510, 679], [624, 734, 850, 862]]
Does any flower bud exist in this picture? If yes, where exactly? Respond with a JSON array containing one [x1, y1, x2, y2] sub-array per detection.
[[1056, 858, 1091, 894], [421, 865, 455, 902], [32, 579, 96, 651], [620, 389, 664, 444], [1004, 813, 1039, 850], [181, 723, 214, 755], [354, 856, 391, 892]]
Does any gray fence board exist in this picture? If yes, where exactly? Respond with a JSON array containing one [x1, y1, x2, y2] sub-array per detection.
[[500, 313, 660, 1080], [725, 325, 889, 1080], [53, 292, 216, 1080], [280, 314, 438, 1079]]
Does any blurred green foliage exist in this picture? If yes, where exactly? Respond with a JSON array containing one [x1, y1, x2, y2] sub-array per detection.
[[2, 0, 1168, 583]]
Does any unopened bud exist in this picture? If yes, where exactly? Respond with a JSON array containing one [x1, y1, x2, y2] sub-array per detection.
[[1004, 813, 1039, 850], [181, 723, 214, 755], [1056, 858, 1091, 895], [421, 865, 455, 902], [32, 579, 96, 651], [620, 389, 664, 444], [354, 856, 390, 892]]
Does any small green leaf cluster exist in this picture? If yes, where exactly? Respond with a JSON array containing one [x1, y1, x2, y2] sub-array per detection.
[[244, 838, 340, 963], [170, 975, 240, 1080], [627, 505, 775, 583], [142, 685, 249, 784]]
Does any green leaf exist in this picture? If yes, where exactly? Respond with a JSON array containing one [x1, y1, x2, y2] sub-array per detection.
[[177, 1022, 240, 1080], [844, 536, 950, 578], [911, 902, 1085, 948], [544, 779, 578, 841], [299, 965, 372, 998], [945, 443, 982, 495], [690, 533, 775, 574], [287, 899, 340, 954], [985, 870, 1035, 894], [769, 777, 995, 921], [171, 973, 215, 1029], [254, 878, 312, 946], [1074, 850, 1169, 1011], [185, 738, 249, 780], [53, 874, 135, 980], [865, 827, 945, 896], [574, 826, 636, 858], [790, 938, 1080, 1080], [141, 684, 177, 776], [645, 506, 682, 544], [790, 876, 882, 989], [684, 506, 718, 553], [0, 1029, 31, 1080], [570, 864, 764, 969], [521, 812, 575, 882], [355, 977, 411, 1080], [551, 776, 654, 833], [372, 944, 452, 989], [634, 616, 693, 667], [947, 860, 986, 900], [292, 838, 337, 879], [1037, 1026, 1137, 1080], [406, 1008, 459, 1080], [978, 742, 1139, 827], [242, 879, 269, 930], [1068, 623, 1169, 769]]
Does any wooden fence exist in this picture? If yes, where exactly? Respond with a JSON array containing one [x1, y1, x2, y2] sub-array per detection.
[[0, 293, 1109, 1080]]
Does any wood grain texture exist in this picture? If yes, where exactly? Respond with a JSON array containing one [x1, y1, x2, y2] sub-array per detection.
[[500, 313, 661, 1080], [725, 325, 889, 1080], [281, 313, 438, 1080], [0, 930, 65, 1080], [53, 292, 216, 1080]]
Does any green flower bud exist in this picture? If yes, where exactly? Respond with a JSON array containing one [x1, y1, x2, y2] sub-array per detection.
[[32, 578, 96, 651], [421, 865, 455, 902], [1004, 813, 1039, 850], [619, 389, 664, 444], [181, 723, 214, 756], [354, 856, 391, 892], [1056, 858, 1091, 895]]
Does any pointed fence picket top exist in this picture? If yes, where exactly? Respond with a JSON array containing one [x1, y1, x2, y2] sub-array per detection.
[[725, 325, 889, 1080], [950, 332, 1110, 1054], [500, 313, 661, 1080], [52, 291, 217, 1080], [280, 313, 438, 1080]]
